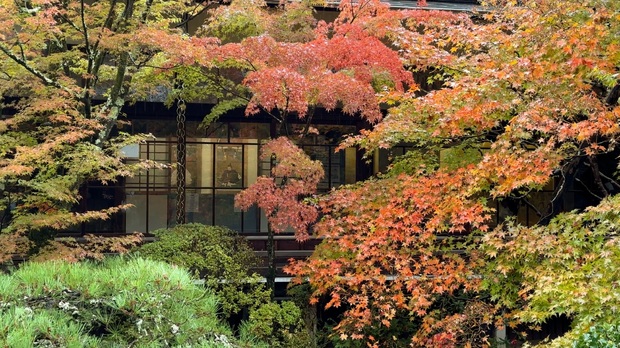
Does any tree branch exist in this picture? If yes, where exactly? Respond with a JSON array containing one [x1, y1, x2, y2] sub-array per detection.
[[80, 0, 92, 58], [597, 170, 620, 190], [94, 0, 135, 146], [300, 106, 315, 139], [605, 81, 620, 107], [0, 42, 74, 96], [81, 0, 94, 120], [210, 70, 284, 123], [0, 70, 11, 80], [141, 0, 154, 24], [588, 155, 609, 198], [575, 177, 604, 201], [172, 2, 213, 29]]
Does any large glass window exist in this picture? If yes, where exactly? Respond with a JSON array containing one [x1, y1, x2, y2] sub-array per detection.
[[294, 124, 358, 191], [81, 121, 359, 235], [122, 122, 269, 234]]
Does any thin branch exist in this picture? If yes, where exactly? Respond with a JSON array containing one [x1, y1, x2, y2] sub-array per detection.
[[56, 13, 83, 33], [0, 70, 11, 80], [172, 3, 213, 29], [541, 159, 571, 223], [84, 0, 118, 89], [597, 170, 620, 190], [80, 0, 94, 119], [521, 197, 542, 217], [12, 29, 26, 61], [588, 155, 609, 198], [90, 0, 119, 56], [300, 106, 315, 139], [0, 42, 74, 96], [575, 177, 604, 201], [509, 188, 534, 201], [95, 0, 135, 146], [140, 0, 154, 24], [80, 0, 91, 57], [127, 51, 157, 70], [210, 70, 284, 123]]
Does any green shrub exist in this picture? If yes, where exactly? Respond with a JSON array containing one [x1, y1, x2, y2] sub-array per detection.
[[573, 323, 620, 348], [0, 257, 242, 347], [240, 301, 312, 348], [136, 223, 270, 317]]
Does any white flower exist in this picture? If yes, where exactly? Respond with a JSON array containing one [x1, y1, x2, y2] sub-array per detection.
[[214, 334, 232, 348], [58, 301, 77, 311], [171, 324, 179, 334]]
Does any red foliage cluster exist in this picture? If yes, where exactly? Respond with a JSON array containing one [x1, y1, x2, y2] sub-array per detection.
[[235, 137, 324, 241]]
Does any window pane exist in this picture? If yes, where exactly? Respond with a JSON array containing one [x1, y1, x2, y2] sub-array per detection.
[[242, 205, 260, 234], [195, 143, 214, 188], [126, 193, 147, 233], [216, 145, 243, 188], [186, 191, 213, 225], [215, 189, 242, 231], [330, 149, 344, 188], [245, 145, 259, 186], [230, 122, 270, 142], [131, 119, 177, 138]]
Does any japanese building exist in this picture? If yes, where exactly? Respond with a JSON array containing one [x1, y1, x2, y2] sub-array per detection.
[[68, 0, 487, 273], [79, 103, 362, 269]]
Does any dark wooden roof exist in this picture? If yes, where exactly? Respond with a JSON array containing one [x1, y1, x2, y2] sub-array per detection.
[[305, 0, 484, 11], [388, 0, 482, 11]]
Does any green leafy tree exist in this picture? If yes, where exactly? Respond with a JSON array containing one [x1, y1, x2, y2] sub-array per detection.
[[482, 195, 620, 347], [573, 322, 620, 348], [0, 0, 221, 260]]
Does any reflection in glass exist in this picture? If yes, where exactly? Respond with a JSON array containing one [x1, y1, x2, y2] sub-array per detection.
[[215, 190, 241, 231], [244, 145, 259, 187], [216, 145, 243, 188], [84, 186, 123, 233], [204, 122, 229, 139], [230, 122, 270, 141], [243, 205, 260, 233], [126, 193, 147, 233], [187, 192, 213, 226]]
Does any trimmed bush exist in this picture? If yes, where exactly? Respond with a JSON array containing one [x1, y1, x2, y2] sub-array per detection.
[[240, 301, 312, 348], [136, 224, 270, 317]]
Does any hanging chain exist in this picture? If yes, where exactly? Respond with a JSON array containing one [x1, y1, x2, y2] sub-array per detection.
[[175, 84, 187, 225], [174, 13, 190, 226]]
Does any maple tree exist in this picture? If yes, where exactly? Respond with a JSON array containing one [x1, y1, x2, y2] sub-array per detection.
[[0, 0, 222, 260], [278, 0, 620, 346], [205, 0, 412, 237], [2, 0, 619, 345], [193, 0, 413, 290]]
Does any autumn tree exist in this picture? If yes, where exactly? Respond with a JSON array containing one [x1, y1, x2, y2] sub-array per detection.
[[185, 0, 412, 289], [0, 0, 223, 260], [283, 0, 620, 346]]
